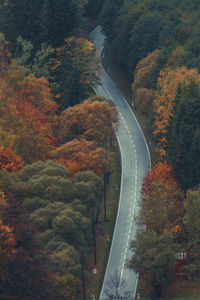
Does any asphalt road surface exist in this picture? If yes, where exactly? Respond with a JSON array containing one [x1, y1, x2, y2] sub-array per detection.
[[89, 26, 151, 300]]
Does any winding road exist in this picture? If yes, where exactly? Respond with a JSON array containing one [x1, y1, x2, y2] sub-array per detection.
[[89, 26, 151, 300]]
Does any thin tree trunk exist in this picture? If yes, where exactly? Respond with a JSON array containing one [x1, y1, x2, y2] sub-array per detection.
[[92, 208, 97, 265], [103, 172, 107, 222], [95, 189, 103, 224], [81, 258, 86, 300]]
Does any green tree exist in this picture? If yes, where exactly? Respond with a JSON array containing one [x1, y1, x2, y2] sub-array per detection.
[[112, 3, 149, 67], [31, 200, 91, 260], [14, 36, 55, 81], [99, 0, 123, 42], [183, 187, 200, 278], [0, 0, 85, 49], [129, 231, 178, 299], [167, 80, 200, 189], [0, 0, 41, 47], [50, 246, 82, 300], [52, 37, 101, 108], [14, 36, 33, 67], [128, 12, 165, 74], [31, 43, 55, 81], [72, 171, 103, 214], [16, 160, 100, 256], [43, 0, 84, 47], [86, 0, 105, 18], [38, 0, 52, 45], [18, 160, 76, 208], [52, 206, 90, 249]]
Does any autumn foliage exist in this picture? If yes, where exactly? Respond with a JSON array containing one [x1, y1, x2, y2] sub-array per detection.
[[0, 57, 58, 163], [0, 194, 56, 299], [142, 162, 176, 196], [0, 7, 119, 300], [0, 23, 118, 300], [0, 147, 24, 172], [49, 138, 106, 176], [131, 49, 159, 118], [52, 36, 101, 107], [58, 99, 118, 148], [141, 163, 184, 239], [0, 219, 16, 256], [153, 67, 200, 157]]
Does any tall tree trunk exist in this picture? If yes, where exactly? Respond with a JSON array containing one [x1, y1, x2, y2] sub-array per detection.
[[81, 258, 86, 300], [103, 172, 107, 221], [95, 189, 103, 224], [92, 208, 97, 265]]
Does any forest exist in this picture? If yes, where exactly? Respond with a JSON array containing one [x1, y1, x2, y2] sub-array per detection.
[[99, 0, 200, 298], [0, 0, 117, 299], [1, 0, 200, 299]]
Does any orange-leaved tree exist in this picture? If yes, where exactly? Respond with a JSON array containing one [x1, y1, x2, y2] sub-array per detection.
[[0, 147, 24, 172], [141, 162, 184, 240], [142, 162, 176, 196], [0, 191, 16, 294], [0, 219, 16, 257], [131, 49, 159, 117], [0, 56, 58, 163], [0, 218, 16, 292], [49, 138, 106, 176], [58, 99, 118, 150]]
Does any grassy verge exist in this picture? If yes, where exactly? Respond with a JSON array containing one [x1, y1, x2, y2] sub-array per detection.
[[86, 149, 121, 299]]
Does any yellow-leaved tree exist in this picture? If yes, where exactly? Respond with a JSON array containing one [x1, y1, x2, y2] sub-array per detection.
[[153, 66, 200, 157], [132, 49, 159, 117], [52, 36, 101, 108]]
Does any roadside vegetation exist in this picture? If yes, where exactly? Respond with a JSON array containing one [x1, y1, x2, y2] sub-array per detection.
[[1, 0, 200, 299], [99, 0, 200, 298], [0, 1, 118, 299]]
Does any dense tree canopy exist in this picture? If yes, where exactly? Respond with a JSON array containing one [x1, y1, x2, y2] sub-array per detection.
[[0, 40, 58, 163], [167, 80, 200, 189], [129, 163, 184, 298], [153, 67, 200, 158], [141, 163, 184, 239], [2, 0, 200, 298], [0, 2, 120, 299], [99, 0, 122, 42], [0, 194, 55, 300], [129, 231, 179, 298], [58, 99, 118, 147], [0, 0, 86, 49], [49, 138, 106, 176], [98, 0, 200, 297], [132, 49, 159, 117], [183, 187, 200, 278], [127, 12, 165, 74], [0, 160, 104, 299], [52, 37, 101, 108]]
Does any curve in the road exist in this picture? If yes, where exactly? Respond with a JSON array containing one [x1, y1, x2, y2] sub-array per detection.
[[89, 25, 151, 300]]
